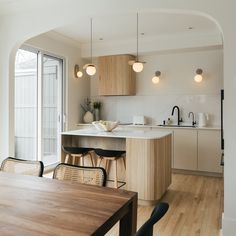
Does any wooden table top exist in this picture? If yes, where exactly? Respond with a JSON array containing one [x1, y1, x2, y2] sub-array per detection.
[[0, 172, 137, 236]]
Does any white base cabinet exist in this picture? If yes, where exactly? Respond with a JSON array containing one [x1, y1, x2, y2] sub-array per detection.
[[152, 127, 222, 174], [198, 130, 222, 173], [173, 129, 197, 171], [172, 129, 222, 173]]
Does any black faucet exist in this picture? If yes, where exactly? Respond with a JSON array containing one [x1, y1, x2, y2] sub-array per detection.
[[171, 106, 182, 125], [188, 112, 196, 126]]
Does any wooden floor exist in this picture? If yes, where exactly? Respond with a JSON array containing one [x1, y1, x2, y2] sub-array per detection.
[[107, 173, 223, 236]]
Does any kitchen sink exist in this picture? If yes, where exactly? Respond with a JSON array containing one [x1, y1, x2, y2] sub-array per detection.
[[158, 124, 196, 128]]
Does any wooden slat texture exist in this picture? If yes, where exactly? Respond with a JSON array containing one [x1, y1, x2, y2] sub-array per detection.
[[0, 172, 137, 236], [126, 134, 172, 203]]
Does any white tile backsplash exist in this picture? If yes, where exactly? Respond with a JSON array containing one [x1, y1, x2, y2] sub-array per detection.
[[92, 93, 221, 126]]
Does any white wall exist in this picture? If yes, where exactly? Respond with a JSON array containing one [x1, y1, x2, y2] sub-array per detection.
[[91, 47, 223, 126], [26, 33, 90, 130]]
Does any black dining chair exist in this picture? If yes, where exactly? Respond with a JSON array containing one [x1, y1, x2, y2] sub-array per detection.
[[136, 202, 169, 236]]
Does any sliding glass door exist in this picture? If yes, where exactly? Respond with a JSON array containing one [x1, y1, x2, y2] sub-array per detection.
[[41, 55, 63, 165], [15, 47, 64, 165]]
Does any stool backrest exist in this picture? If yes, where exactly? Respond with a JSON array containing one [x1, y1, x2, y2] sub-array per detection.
[[53, 163, 107, 187], [0, 157, 44, 177]]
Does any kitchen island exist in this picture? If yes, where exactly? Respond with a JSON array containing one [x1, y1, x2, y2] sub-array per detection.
[[61, 128, 172, 205]]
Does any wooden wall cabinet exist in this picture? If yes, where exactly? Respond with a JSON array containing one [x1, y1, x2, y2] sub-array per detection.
[[198, 130, 222, 173], [173, 129, 198, 171], [98, 55, 136, 96]]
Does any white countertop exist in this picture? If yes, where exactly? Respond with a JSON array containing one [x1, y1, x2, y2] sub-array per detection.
[[76, 123, 220, 131], [127, 124, 221, 130], [62, 128, 172, 139]]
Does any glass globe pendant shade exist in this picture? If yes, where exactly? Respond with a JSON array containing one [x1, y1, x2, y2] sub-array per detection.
[[152, 76, 160, 84], [76, 71, 83, 78], [132, 62, 143, 73], [86, 65, 96, 76], [194, 74, 203, 83], [194, 68, 203, 83]]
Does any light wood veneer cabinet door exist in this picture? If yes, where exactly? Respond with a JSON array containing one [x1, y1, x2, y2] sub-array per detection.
[[151, 127, 174, 168], [98, 55, 136, 95], [173, 129, 197, 170], [198, 130, 222, 173]]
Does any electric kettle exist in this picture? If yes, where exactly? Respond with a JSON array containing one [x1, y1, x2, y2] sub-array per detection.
[[198, 113, 209, 127]]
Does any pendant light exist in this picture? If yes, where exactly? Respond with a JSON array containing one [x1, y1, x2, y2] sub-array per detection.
[[128, 13, 145, 72], [83, 18, 96, 76]]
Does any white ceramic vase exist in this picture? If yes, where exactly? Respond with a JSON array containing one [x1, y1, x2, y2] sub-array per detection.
[[83, 111, 94, 123]]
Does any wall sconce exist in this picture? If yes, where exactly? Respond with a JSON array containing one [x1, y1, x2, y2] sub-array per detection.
[[194, 68, 203, 83], [152, 71, 161, 84], [74, 64, 83, 78]]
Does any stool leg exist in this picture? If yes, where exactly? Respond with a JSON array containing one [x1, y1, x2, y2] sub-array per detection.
[[114, 160, 118, 188], [88, 152, 94, 167], [71, 155, 76, 165], [81, 155, 85, 166], [97, 157, 102, 167], [122, 157, 126, 169], [104, 159, 108, 172], [64, 154, 70, 164]]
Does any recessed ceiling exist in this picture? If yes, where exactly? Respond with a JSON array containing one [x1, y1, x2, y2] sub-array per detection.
[[54, 12, 219, 44]]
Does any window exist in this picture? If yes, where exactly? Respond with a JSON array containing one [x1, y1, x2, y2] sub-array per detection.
[[15, 47, 65, 166]]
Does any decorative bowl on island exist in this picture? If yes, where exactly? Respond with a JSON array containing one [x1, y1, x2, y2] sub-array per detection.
[[92, 120, 119, 132]]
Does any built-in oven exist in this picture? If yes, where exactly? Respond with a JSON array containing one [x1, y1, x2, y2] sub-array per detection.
[[221, 89, 224, 166]]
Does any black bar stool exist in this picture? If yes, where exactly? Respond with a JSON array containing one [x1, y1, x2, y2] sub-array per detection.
[[94, 148, 126, 188], [62, 146, 94, 167]]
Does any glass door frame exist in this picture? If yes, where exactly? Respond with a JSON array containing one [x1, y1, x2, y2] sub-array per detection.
[[40, 53, 65, 164], [17, 45, 66, 164]]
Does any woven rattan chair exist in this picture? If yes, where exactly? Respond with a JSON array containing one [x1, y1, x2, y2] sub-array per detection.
[[0, 157, 44, 177], [53, 163, 107, 187]]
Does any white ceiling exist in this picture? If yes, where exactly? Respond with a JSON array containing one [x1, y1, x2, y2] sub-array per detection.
[[54, 12, 219, 44], [0, 0, 221, 56], [0, 0, 55, 15]]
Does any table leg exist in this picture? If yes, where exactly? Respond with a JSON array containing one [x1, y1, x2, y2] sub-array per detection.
[[119, 194, 137, 236]]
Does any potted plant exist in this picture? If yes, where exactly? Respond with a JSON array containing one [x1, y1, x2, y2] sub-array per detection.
[[93, 101, 102, 121]]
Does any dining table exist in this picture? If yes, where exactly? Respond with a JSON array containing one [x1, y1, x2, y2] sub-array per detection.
[[0, 171, 137, 236]]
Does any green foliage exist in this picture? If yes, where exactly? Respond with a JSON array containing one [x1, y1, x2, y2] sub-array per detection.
[[93, 101, 102, 110]]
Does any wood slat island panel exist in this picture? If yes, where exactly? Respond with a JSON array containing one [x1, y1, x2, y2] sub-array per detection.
[[126, 135, 171, 204], [61, 129, 172, 206]]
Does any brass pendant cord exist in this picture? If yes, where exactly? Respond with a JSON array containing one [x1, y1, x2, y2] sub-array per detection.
[[90, 18, 93, 64], [136, 12, 139, 61]]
